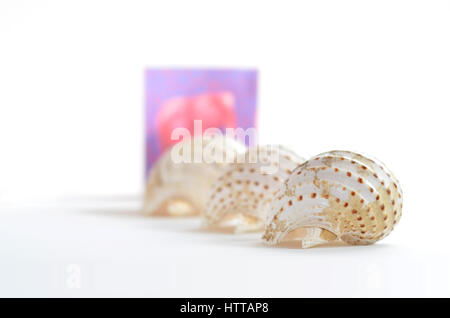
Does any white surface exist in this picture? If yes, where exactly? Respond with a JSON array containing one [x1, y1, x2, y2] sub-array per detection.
[[0, 197, 449, 297], [1, 0, 450, 297]]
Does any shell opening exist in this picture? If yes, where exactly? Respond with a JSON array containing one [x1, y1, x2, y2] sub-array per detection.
[[207, 213, 264, 233], [281, 227, 339, 248], [145, 198, 200, 217]]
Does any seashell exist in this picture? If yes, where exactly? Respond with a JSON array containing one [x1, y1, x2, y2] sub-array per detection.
[[204, 145, 306, 233], [143, 135, 246, 217], [263, 150, 403, 248]]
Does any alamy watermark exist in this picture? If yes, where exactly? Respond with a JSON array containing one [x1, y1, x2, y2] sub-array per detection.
[[66, 264, 82, 289], [169, 120, 281, 174]]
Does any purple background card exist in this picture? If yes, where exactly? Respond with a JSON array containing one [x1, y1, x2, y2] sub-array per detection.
[[145, 69, 258, 177]]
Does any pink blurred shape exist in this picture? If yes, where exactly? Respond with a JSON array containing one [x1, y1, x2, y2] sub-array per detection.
[[155, 92, 237, 149]]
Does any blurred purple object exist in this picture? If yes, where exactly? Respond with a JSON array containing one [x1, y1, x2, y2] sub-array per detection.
[[145, 69, 258, 178]]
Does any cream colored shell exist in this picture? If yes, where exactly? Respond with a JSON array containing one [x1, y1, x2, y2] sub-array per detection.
[[263, 150, 403, 248], [204, 145, 305, 232], [143, 136, 246, 217]]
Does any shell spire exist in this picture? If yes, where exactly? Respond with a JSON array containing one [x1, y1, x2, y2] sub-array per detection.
[[204, 145, 305, 233], [263, 150, 403, 248]]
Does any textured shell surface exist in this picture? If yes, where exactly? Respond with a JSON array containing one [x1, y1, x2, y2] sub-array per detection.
[[143, 135, 247, 217], [263, 150, 403, 248], [204, 145, 306, 233]]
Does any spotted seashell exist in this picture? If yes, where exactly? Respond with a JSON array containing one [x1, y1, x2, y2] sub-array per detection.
[[143, 135, 246, 217], [204, 145, 305, 233], [263, 150, 403, 248]]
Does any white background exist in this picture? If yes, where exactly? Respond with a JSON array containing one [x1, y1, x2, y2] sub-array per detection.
[[1, 0, 449, 297]]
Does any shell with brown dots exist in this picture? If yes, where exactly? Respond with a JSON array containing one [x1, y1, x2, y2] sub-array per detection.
[[143, 135, 247, 217], [204, 145, 306, 233], [262, 150, 403, 248]]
